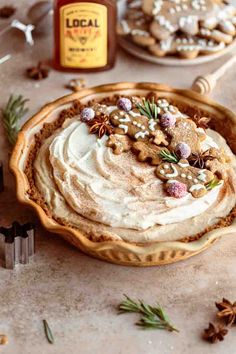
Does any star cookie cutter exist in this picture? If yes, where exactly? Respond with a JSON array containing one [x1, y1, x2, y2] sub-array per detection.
[[0, 222, 35, 269]]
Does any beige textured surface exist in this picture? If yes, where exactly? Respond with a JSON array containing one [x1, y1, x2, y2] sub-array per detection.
[[0, 0, 236, 353]]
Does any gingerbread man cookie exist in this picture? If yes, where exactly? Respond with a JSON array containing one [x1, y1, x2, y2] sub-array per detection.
[[110, 109, 158, 141], [132, 141, 168, 165], [143, 0, 214, 40], [155, 159, 214, 198], [166, 118, 205, 154], [106, 134, 132, 155]]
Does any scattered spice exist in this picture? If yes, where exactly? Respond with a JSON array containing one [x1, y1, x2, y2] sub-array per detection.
[[118, 295, 178, 332], [88, 114, 113, 138], [43, 319, 54, 344], [1, 94, 29, 145], [216, 298, 236, 326], [203, 322, 228, 343], [188, 150, 215, 169], [26, 61, 50, 80], [0, 6, 16, 18], [66, 78, 86, 92], [0, 335, 8, 345]]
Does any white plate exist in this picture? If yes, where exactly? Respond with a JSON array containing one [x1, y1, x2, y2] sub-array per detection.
[[117, 0, 236, 66]]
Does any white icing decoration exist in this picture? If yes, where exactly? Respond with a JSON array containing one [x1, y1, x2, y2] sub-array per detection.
[[135, 131, 149, 139], [165, 164, 179, 178], [189, 184, 205, 192], [197, 170, 207, 182], [120, 20, 130, 34], [178, 161, 189, 168], [119, 124, 128, 134], [119, 117, 131, 123], [131, 29, 150, 37], [149, 119, 157, 131]]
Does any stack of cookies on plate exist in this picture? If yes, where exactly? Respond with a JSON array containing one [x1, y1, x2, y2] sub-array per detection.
[[118, 0, 236, 59]]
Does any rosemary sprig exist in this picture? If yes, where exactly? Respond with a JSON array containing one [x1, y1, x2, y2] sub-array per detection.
[[43, 319, 54, 344], [206, 178, 222, 191], [136, 98, 160, 120], [1, 94, 29, 145], [160, 149, 179, 163], [118, 295, 178, 332]]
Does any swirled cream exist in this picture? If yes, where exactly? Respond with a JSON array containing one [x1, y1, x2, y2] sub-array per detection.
[[34, 117, 236, 243]]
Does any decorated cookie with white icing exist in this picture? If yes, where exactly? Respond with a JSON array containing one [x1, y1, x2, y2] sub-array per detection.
[[119, 0, 236, 60], [143, 0, 215, 40], [110, 109, 158, 141], [156, 159, 214, 198], [149, 35, 226, 58], [166, 118, 205, 154]]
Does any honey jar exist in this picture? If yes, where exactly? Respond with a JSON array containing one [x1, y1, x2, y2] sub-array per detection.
[[54, 0, 117, 72]]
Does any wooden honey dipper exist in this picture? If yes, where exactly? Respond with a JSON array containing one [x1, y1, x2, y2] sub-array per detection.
[[192, 54, 236, 95]]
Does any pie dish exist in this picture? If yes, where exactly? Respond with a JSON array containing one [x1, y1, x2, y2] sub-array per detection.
[[118, 0, 236, 65], [10, 82, 236, 266]]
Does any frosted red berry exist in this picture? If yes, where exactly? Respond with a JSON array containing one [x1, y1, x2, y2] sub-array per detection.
[[160, 112, 176, 128], [117, 97, 132, 112], [81, 108, 95, 122], [166, 181, 187, 198], [175, 142, 191, 159]]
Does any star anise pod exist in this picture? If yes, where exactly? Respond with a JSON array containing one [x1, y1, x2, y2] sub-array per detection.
[[203, 323, 228, 343], [26, 61, 50, 80], [188, 150, 215, 169], [88, 115, 113, 138], [216, 298, 236, 326], [0, 6, 16, 18], [193, 115, 211, 129]]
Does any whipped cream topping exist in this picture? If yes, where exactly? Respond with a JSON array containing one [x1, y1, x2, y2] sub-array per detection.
[[34, 115, 231, 232]]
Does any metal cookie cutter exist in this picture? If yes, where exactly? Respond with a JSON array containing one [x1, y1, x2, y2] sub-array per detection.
[[0, 222, 35, 269]]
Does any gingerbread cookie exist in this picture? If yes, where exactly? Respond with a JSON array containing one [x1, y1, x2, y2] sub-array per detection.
[[155, 159, 215, 198], [119, 0, 236, 60], [110, 109, 156, 141], [199, 27, 233, 44], [143, 0, 214, 40], [118, 19, 156, 47], [132, 141, 168, 165], [106, 134, 132, 155], [149, 36, 226, 59], [150, 128, 169, 146], [205, 159, 228, 179], [166, 118, 204, 154]]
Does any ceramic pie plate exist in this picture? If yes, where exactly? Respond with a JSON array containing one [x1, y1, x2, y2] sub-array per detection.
[[118, 0, 236, 66], [10, 82, 236, 266]]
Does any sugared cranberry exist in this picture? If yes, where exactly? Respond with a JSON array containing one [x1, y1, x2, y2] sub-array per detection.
[[81, 107, 95, 122], [160, 112, 176, 128], [166, 181, 187, 198], [117, 97, 132, 112], [175, 142, 191, 159]]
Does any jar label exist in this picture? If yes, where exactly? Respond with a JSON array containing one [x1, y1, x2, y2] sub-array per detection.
[[60, 2, 108, 68]]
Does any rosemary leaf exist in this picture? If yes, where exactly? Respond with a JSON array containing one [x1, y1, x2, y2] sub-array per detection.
[[160, 150, 179, 163], [43, 319, 54, 344], [1, 94, 29, 145], [136, 98, 160, 120], [118, 295, 178, 332], [206, 178, 222, 191]]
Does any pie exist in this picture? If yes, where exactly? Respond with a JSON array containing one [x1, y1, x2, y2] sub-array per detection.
[[24, 90, 236, 245]]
